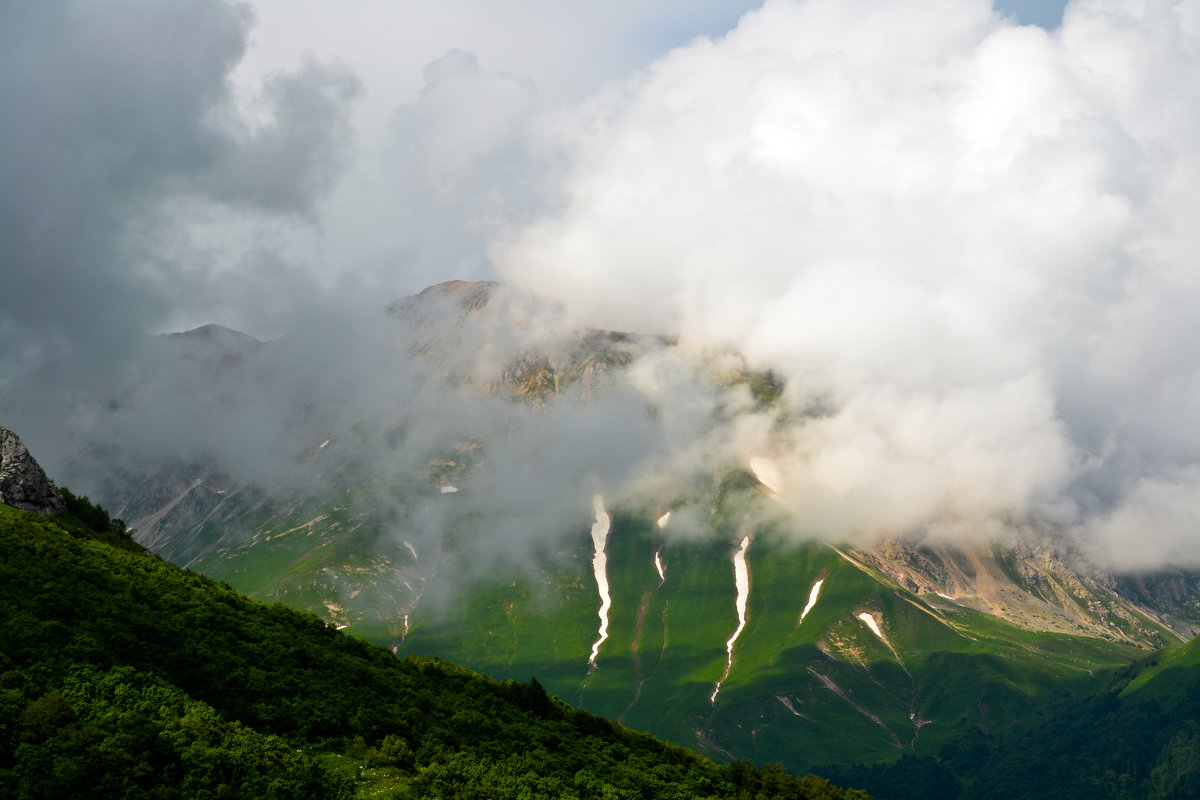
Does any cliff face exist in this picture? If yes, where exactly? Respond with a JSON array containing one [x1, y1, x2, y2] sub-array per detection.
[[0, 426, 65, 515]]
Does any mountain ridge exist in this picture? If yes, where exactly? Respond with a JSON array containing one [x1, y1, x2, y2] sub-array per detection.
[[39, 279, 1200, 779]]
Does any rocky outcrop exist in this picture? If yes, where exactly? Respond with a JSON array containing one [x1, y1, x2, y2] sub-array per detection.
[[0, 426, 66, 515]]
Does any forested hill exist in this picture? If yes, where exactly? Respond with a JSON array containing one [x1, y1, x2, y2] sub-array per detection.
[[0, 495, 869, 800]]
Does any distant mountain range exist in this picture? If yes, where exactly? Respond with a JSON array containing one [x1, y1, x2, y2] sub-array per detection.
[[47, 280, 1200, 795]]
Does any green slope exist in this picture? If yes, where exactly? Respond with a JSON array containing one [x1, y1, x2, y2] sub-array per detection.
[[1122, 633, 1200, 697], [950, 633, 1200, 800], [397, 507, 1143, 773], [0, 500, 869, 800], [145, 475, 1152, 780]]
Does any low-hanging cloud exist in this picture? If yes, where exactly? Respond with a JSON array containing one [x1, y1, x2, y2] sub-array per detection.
[[494, 0, 1200, 567], [3, 0, 1197, 578]]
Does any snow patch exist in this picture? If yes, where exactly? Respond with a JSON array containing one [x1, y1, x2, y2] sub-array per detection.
[[748, 457, 782, 496], [440, 485, 459, 494], [588, 495, 613, 667], [857, 611, 885, 641], [656, 511, 671, 529], [712, 535, 752, 704], [319, 439, 330, 449], [653, 547, 666, 585], [799, 579, 824, 623], [402, 541, 418, 562]]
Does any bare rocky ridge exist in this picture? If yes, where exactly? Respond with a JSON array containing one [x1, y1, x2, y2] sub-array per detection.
[[0, 426, 66, 515], [856, 536, 1182, 646]]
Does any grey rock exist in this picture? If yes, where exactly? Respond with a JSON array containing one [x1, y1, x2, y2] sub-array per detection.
[[0, 426, 66, 515]]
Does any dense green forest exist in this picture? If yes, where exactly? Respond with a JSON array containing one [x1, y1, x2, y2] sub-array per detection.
[[0, 494, 869, 799]]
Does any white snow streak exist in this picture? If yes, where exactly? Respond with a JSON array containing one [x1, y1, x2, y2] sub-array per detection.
[[588, 495, 613, 667], [319, 439, 330, 449], [653, 547, 666, 586], [712, 535, 752, 704], [402, 541, 419, 562], [748, 457, 782, 496], [858, 612, 884, 641], [799, 579, 824, 623], [440, 485, 459, 494], [656, 511, 671, 528]]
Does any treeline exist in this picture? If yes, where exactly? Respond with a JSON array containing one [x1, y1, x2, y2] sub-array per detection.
[[0, 498, 869, 799]]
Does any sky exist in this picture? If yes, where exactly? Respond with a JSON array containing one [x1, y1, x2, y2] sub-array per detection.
[[2, 0, 1197, 572]]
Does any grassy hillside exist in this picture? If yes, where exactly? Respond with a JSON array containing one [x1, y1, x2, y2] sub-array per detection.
[[950, 633, 1200, 800], [809, 620, 1200, 800], [398, 508, 1143, 773], [0, 499, 869, 800]]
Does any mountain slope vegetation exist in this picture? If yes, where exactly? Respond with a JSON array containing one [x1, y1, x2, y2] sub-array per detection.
[[38, 282, 1200, 794], [398, 508, 1149, 770], [953, 633, 1200, 800], [0, 496, 868, 800]]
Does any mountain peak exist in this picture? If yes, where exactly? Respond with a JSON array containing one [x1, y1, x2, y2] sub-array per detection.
[[387, 279, 499, 324], [162, 324, 262, 349], [160, 324, 262, 369], [0, 426, 65, 515]]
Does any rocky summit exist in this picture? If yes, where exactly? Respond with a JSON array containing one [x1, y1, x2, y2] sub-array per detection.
[[0, 426, 65, 515]]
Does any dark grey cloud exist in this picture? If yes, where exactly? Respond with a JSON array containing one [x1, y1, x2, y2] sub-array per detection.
[[209, 57, 361, 215], [0, 1, 245, 379], [0, 0, 358, 404]]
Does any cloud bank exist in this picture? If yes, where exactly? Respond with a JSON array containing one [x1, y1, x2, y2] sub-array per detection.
[[2, 0, 1196, 574], [495, 0, 1200, 566]]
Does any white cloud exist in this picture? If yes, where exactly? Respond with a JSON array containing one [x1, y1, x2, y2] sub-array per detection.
[[494, 0, 1200, 562]]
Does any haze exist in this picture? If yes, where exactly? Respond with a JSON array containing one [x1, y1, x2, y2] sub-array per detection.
[[3, 0, 1196, 572]]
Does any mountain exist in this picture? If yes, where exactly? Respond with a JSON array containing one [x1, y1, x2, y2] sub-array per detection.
[[14, 427, 1200, 798], [0, 457, 868, 800], [48, 281, 1200, 785], [392, 497, 1172, 773]]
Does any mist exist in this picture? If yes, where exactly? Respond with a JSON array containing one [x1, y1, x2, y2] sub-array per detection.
[[1, 0, 1196, 575], [495, 0, 1200, 568]]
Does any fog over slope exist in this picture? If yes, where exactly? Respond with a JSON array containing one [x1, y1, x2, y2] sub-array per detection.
[[495, 0, 1200, 569], [2, 0, 1197, 573]]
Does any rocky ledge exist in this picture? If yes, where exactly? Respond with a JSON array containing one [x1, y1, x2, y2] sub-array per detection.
[[0, 426, 66, 515]]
